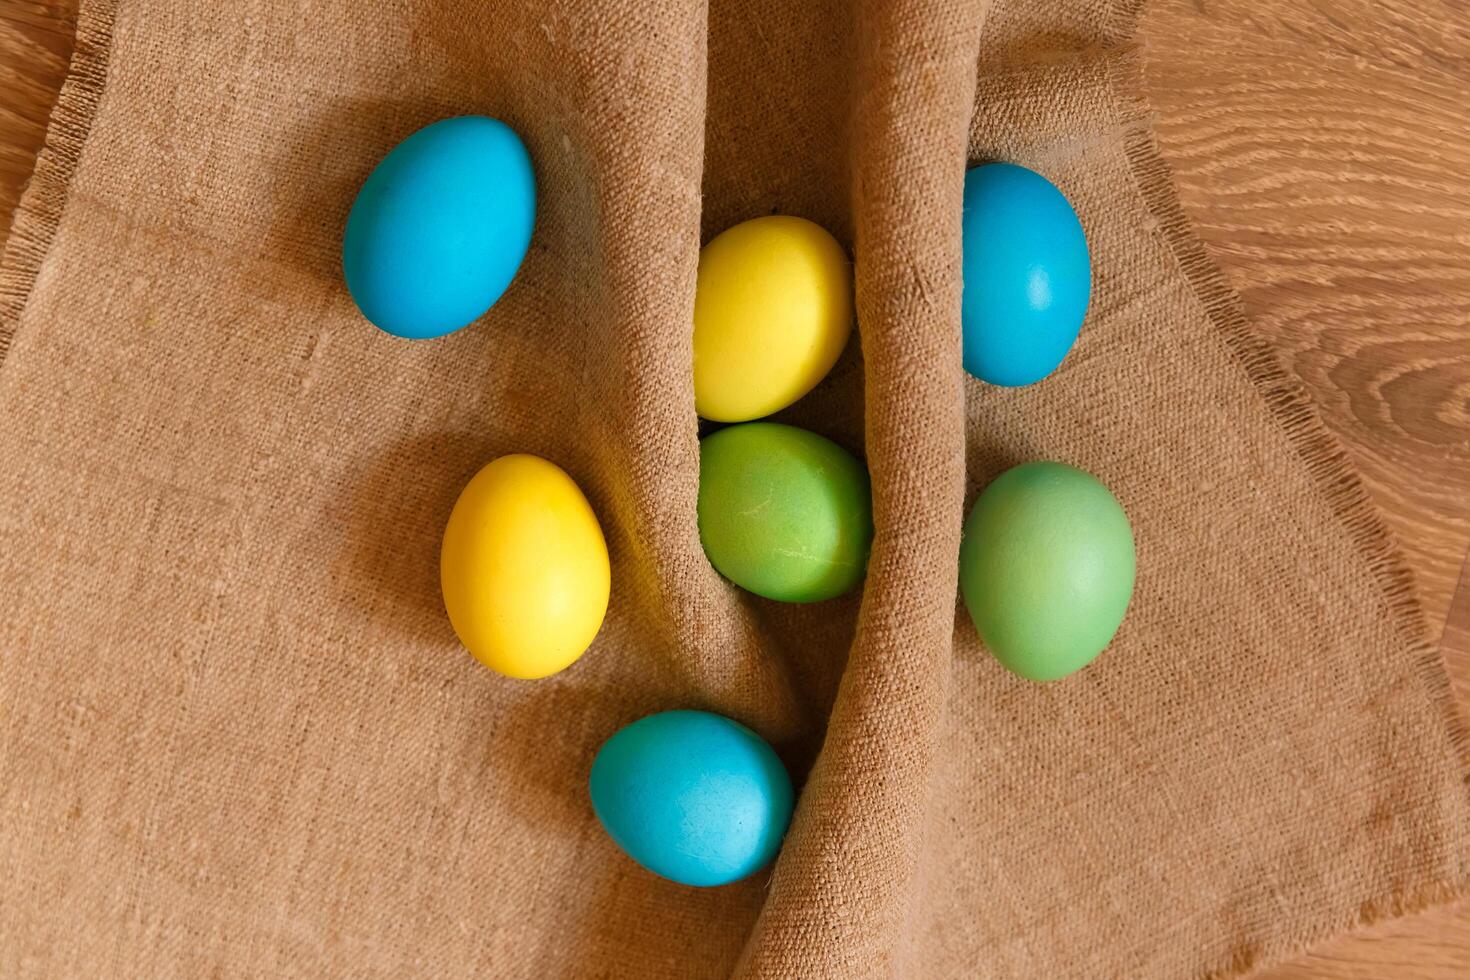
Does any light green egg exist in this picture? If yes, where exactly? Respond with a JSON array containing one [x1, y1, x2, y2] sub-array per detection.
[[959, 461, 1135, 681]]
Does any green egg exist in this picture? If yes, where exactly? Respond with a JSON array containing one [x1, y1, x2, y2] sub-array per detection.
[[960, 461, 1135, 681], [698, 422, 873, 603]]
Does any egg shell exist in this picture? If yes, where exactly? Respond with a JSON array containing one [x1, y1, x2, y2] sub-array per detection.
[[693, 216, 853, 422], [589, 710, 794, 887], [961, 163, 1091, 386], [697, 422, 872, 603], [439, 454, 609, 679], [959, 461, 1134, 681], [343, 116, 535, 339]]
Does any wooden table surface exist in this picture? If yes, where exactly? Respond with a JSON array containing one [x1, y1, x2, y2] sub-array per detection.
[[2, 0, 1467, 976]]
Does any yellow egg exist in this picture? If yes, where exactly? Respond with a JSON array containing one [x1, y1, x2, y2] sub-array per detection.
[[693, 216, 853, 422], [440, 454, 610, 679]]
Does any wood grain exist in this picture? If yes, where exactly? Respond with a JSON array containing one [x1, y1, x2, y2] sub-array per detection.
[[1143, 0, 1470, 642], [0, 0, 1467, 975], [0, 0, 72, 244]]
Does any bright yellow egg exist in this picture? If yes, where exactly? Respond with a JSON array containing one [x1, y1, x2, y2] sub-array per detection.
[[693, 216, 853, 422], [440, 454, 610, 679]]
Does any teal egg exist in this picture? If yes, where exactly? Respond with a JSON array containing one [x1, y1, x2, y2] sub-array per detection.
[[697, 422, 873, 603], [343, 116, 535, 339], [961, 163, 1091, 386], [589, 710, 794, 887], [959, 462, 1135, 681]]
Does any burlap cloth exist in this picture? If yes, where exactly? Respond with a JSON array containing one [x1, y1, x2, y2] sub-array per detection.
[[2, 0, 1468, 976]]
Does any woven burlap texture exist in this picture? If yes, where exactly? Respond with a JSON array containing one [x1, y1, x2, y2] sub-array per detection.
[[3, 0, 1468, 977]]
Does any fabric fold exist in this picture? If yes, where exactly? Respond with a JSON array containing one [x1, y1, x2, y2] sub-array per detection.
[[733, 1, 985, 975]]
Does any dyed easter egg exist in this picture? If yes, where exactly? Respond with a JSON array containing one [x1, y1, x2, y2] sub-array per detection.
[[959, 461, 1134, 681], [698, 422, 872, 603], [440, 454, 609, 679], [589, 710, 794, 886], [961, 163, 1091, 386], [343, 116, 535, 339], [693, 216, 853, 422]]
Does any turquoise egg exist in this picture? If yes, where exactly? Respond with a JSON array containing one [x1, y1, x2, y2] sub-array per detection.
[[961, 163, 1091, 386], [589, 710, 794, 887], [342, 116, 535, 339], [960, 462, 1134, 681]]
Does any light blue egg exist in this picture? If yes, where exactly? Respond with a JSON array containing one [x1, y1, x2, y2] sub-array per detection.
[[589, 710, 794, 887], [961, 162, 1091, 386], [342, 116, 535, 339]]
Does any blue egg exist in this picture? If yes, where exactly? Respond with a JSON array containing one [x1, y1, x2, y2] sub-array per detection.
[[342, 116, 535, 339], [961, 162, 1091, 386], [589, 710, 794, 887]]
